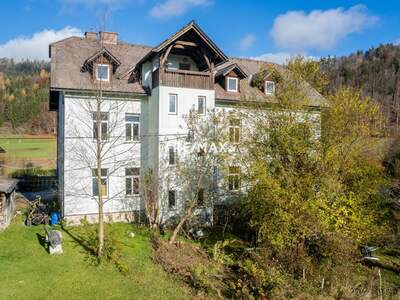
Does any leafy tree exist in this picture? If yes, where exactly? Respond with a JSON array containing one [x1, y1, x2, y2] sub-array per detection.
[[288, 56, 329, 94], [238, 70, 390, 278]]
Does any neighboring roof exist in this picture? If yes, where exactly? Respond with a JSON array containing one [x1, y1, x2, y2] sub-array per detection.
[[215, 63, 247, 79], [0, 177, 18, 194], [50, 37, 152, 94]]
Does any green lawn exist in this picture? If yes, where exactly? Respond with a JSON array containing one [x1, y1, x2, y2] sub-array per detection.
[[0, 218, 192, 300], [0, 137, 56, 159]]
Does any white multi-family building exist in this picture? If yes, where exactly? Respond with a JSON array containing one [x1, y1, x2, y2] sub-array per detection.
[[49, 21, 325, 223]]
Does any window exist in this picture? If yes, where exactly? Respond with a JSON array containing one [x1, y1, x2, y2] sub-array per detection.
[[229, 119, 240, 144], [227, 77, 238, 92], [126, 114, 140, 141], [197, 96, 206, 115], [169, 146, 176, 165], [179, 63, 191, 71], [95, 64, 109, 81], [265, 81, 275, 95], [197, 188, 204, 206], [92, 112, 108, 141], [228, 166, 240, 191], [92, 168, 108, 196], [169, 94, 177, 114], [126, 168, 140, 195], [168, 190, 176, 209]]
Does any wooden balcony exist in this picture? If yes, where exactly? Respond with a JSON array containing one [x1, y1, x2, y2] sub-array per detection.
[[152, 68, 213, 90]]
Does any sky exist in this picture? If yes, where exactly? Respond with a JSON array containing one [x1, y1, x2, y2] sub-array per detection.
[[1, 0, 400, 64]]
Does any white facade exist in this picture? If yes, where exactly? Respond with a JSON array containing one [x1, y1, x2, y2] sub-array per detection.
[[53, 23, 324, 224]]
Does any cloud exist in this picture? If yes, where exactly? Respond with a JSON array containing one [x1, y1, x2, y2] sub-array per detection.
[[271, 4, 377, 51], [252, 52, 318, 65], [150, 0, 211, 19], [0, 27, 82, 61], [239, 34, 255, 51]]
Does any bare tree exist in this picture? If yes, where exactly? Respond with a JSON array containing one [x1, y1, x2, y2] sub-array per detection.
[[142, 168, 160, 230], [66, 36, 140, 258], [166, 110, 229, 244]]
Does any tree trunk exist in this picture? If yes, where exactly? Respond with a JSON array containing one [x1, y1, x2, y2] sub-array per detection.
[[169, 204, 194, 244], [96, 99, 104, 258]]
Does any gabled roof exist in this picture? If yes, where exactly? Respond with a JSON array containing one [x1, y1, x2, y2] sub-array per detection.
[[214, 57, 328, 107], [85, 47, 121, 66], [50, 37, 151, 94], [135, 20, 228, 69], [49, 22, 327, 108], [215, 63, 247, 79]]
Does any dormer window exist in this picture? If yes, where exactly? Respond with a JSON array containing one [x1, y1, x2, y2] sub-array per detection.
[[265, 81, 275, 95], [95, 64, 110, 81], [227, 77, 238, 92]]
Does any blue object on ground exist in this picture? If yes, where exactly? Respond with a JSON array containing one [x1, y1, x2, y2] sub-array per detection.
[[50, 212, 59, 225]]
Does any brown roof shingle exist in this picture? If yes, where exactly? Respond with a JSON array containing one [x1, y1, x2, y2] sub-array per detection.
[[50, 34, 326, 107], [50, 37, 152, 94]]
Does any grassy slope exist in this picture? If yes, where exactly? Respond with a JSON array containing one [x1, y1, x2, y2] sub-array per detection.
[[0, 137, 56, 159], [0, 218, 191, 300]]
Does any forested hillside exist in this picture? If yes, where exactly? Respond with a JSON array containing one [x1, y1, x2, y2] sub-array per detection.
[[0, 58, 54, 134], [320, 44, 400, 132]]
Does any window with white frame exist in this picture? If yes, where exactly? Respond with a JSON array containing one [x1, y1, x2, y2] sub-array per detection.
[[227, 77, 238, 92], [228, 166, 240, 191], [95, 64, 110, 81], [197, 96, 206, 114], [169, 94, 177, 114], [92, 168, 108, 196], [125, 113, 140, 141], [265, 80, 275, 95], [168, 190, 176, 209], [229, 119, 241, 144], [126, 167, 140, 195], [92, 112, 108, 141]]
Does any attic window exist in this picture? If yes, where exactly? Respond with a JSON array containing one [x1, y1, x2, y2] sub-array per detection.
[[96, 64, 110, 81], [265, 81, 275, 95], [227, 77, 238, 92]]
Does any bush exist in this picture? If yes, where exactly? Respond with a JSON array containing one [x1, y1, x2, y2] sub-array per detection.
[[10, 167, 55, 177], [77, 219, 129, 274]]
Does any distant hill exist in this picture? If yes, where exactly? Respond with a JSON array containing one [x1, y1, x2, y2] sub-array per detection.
[[320, 44, 400, 131], [0, 58, 54, 135]]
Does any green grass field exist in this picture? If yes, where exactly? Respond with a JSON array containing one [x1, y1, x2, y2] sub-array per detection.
[[0, 218, 191, 300], [0, 137, 56, 159], [0, 136, 56, 174]]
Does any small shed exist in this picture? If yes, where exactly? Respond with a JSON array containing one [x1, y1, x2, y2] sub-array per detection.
[[0, 177, 18, 229]]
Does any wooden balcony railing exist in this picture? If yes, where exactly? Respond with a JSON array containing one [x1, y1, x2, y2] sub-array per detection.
[[152, 68, 213, 90]]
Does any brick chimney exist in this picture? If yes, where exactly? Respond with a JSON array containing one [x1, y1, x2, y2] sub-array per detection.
[[84, 32, 97, 40], [99, 31, 118, 45]]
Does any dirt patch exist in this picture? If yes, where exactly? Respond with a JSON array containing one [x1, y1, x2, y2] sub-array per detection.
[[151, 235, 233, 299], [152, 235, 210, 277]]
